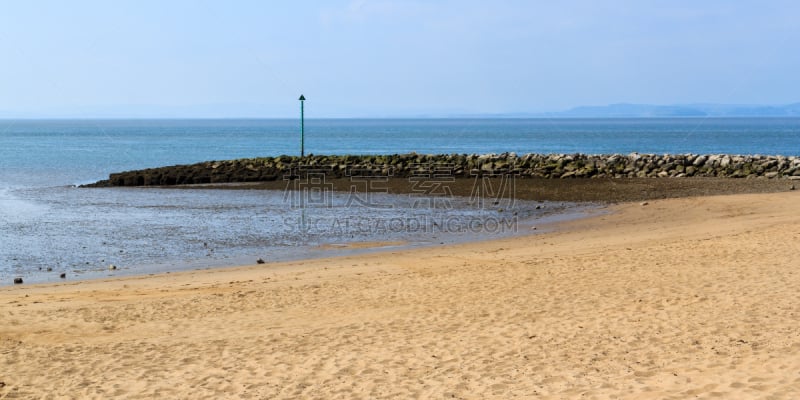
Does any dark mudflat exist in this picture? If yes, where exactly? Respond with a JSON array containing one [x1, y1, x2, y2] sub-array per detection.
[[163, 177, 795, 203]]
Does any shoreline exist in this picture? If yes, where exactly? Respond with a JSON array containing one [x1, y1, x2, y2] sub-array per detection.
[[2, 190, 800, 397], [6, 176, 795, 286], [3, 197, 605, 287], [10, 173, 798, 286]]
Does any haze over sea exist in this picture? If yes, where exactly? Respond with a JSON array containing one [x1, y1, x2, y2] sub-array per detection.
[[1, 117, 799, 284]]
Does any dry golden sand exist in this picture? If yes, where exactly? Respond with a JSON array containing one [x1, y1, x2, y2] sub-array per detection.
[[2, 191, 800, 399]]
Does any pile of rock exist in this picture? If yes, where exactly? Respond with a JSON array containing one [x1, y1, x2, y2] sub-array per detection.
[[82, 153, 800, 187], [512, 153, 800, 179]]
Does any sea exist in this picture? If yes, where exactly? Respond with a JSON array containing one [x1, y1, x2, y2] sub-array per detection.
[[1, 118, 799, 284]]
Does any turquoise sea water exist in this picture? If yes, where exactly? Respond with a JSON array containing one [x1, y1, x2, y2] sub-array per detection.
[[1, 118, 799, 284], [2, 118, 799, 187]]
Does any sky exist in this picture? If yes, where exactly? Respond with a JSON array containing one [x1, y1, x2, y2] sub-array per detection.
[[0, 0, 798, 118]]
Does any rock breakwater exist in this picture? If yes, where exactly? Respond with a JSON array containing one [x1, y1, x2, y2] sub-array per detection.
[[83, 153, 800, 187]]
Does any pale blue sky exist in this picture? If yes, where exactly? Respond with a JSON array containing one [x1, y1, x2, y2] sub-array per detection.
[[0, 0, 798, 117]]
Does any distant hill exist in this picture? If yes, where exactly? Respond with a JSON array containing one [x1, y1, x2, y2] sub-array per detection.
[[537, 103, 800, 118], [3, 102, 800, 119]]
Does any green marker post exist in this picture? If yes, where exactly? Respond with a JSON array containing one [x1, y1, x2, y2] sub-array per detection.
[[299, 94, 306, 157]]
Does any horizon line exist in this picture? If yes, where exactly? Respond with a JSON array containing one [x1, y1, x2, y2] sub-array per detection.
[[3, 115, 800, 121]]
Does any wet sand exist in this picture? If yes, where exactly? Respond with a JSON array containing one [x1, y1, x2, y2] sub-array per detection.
[[176, 176, 796, 202], [2, 189, 800, 398]]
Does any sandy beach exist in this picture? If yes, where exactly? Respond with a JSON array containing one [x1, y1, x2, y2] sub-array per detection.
[[2, 189, 800, 399]]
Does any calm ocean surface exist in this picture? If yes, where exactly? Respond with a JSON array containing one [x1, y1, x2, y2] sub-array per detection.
[[1, 118, 799, 284]]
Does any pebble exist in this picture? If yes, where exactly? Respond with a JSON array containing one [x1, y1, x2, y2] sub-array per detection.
[[640, 201, 649, 206]]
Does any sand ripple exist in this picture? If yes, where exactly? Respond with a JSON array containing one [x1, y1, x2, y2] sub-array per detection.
[[2, 191, 800, 398]]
